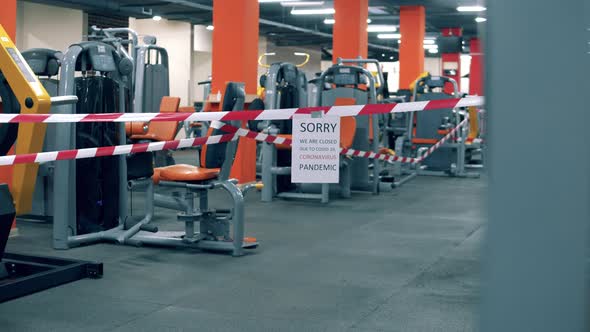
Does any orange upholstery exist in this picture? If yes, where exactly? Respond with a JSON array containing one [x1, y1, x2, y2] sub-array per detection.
[[178, 106, 194, 113], [412, 138, 438, 145], [131, 96, 181, 142], [276, 134, 293, 150], [156, 164, 220, 183], [125, 122, 148, 136], [437, 129, 450, 135], [340, 117, 356, 149], [333, 98, 358, 149]]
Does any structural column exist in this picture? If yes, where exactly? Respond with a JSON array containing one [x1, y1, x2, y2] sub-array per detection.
[[482, 0, 588, 331], [441, 27, 462, 94], [333, 0, 368, 61], [398, 6, 425, 90], [468, 38, 482, 95], [211, 0, 259, 183], [0, 0, 17, 231]]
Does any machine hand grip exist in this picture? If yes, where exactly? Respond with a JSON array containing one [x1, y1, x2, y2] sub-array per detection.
[[50, 96, 78, 106]]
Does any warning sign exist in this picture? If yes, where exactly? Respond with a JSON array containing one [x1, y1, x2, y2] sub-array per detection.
[[291, 114, 340, 183]]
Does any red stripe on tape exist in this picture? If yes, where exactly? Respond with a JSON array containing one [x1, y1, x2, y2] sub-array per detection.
[[14, 154, 38, 164], [359, 103, 395, 115], [423, 99, 460, 110], [10, 114, 50, 123], [80, 114, 124, 122], [245, 131, 258, 139], [57, 150, 78, 160], [95, 146, 116, 157], [292, 107, 331, 116], [131, 143, 150, 154], [220, 110, 263, 121], [163, 140, 180, 151]]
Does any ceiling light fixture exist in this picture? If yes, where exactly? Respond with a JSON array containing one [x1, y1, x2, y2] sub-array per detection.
[[456, 5, 486, 12], [152, 15, 162, 21], [377, 33, 401, 39], [423, 44, 438, 49], [367, 18, 372, 23], [260, 0, 295, 3], [291, 8, 335, 15], [423, 39, 436, 45], [367, 25, 397, 32], [428, 48, 438, 54], [279, 1, 325, 6], [475, 17, 487, 22], [323, 18, 335, 24], [206, 25, 214, 30]]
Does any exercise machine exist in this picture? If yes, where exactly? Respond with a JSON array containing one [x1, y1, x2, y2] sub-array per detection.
[[315, 61, 385, 194], [0, 25, 102, 303], [408, 74, 478, 177], [127, 82, 259, 256]]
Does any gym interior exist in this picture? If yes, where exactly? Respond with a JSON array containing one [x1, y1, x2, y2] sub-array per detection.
[[0, 1, 587, 331]]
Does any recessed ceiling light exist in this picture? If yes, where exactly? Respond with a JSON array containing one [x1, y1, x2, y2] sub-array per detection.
[[206, 25, 214, 30], [377, 33, 401, 39], [367, 25, 397, 32], [381, 53, 385, 57], [389, 56, 394, 60], [367, 18, 372, 23], [323, 18, 335, 24], [279, 1, 325, 6], [291, 8, 335, 15], [152, 15, 162, 21], [457, 6, 486, 12], [475, 17, 487, 22]]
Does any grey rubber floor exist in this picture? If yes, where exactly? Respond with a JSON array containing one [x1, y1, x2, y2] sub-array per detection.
[[1, 168, 485, 332]]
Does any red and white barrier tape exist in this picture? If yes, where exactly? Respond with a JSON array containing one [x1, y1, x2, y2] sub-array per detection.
[[0, 117, 469, 167], [0, 97, 484, 124], [414, 118, 469, 163], [0, 134, 237, 166], [211, 118, 469, 165]]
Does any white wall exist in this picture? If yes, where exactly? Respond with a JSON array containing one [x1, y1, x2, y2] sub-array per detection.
[[16, 1, 85, 52], [191, 51, 212, 102], [129, 18, 192, 105]]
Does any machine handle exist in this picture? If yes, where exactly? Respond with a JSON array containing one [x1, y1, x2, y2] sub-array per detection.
[[50, 96, 78, 106]]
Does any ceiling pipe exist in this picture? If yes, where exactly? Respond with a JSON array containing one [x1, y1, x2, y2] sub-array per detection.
[[162, 0, 398, 52], [27, 0, 398, 53]]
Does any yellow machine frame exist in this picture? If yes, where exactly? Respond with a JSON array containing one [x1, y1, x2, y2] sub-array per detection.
[[0, 24, 50, 214]]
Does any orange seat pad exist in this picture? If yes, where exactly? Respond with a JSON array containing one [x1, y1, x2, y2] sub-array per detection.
[[156, 164, 220, 182], [276, 134, 293, 150]]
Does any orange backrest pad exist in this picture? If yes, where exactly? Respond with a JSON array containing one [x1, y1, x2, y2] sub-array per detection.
[[334, 98, 357, 149], [145, 97, 181, 141]]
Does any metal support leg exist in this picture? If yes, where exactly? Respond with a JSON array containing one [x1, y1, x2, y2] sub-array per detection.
[[261, 141, 275, 202], [220, 181, 245, 257]]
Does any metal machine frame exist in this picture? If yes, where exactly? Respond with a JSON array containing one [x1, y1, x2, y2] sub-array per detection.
[[407, 75, 478, 178], [259, 61, 350, 203], [315, 62, 383, 194], [0, 27, 103, 303], [126, 82, 259, 256]]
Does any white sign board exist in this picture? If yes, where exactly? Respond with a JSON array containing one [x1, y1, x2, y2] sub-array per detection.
[[291, 114, 340, 183]]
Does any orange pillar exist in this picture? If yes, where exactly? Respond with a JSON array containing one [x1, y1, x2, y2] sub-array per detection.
[[0, 0, 17, 230], [211, 0, 259, 183], [441, 27, 462, 94], [399, 6, 425, 90], [469, 38, 483, 95], [333, 0, 368, 61]]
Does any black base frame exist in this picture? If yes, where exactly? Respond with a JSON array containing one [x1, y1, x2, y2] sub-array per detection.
[[0, 252, 103, 303]]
